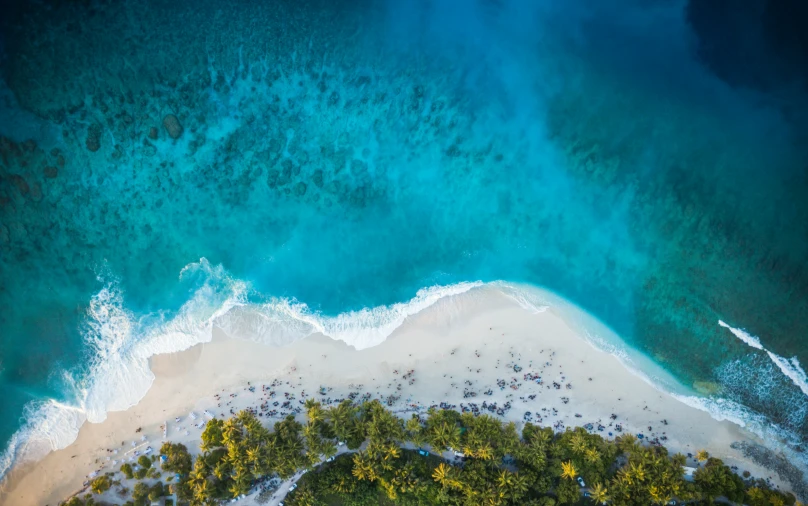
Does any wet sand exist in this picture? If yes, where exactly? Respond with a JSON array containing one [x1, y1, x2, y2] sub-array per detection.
[[0, 289, 785, 505]]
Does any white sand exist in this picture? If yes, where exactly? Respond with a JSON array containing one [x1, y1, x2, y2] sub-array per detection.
[[0, 288, 785, 505]]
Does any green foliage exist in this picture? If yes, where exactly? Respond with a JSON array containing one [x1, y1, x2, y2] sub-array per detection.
[[131, 482, 150, 506], [137, 455, 152, 469], [120, 462, 134, 479], [134, 467, 148, 480], [555, 478, 580, 504], [147, 481, 165, 501], [694, 457, 746, 503], [160, 442, 193, 475], [64, 401, 797, 506], [200, 418, 224, 451], [424, 408, 461, 451], [90, 474, 112, 494]]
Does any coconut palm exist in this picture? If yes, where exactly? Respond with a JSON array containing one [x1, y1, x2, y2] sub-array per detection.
[[629, 462, 646, 482], [192, 478, 212, 504], [432, 463, 453, 487], [616, 468, 633, 486], [616, 434, 640, 455], [585, 447, 600, 464], [304, 399, 324, 425], [221, 419, 242, 447], [671, 453, 687, 467], [351, 452, 377, 482], [590, 482, 610, 504], [695, 449, 709, 462], [333, 476, 355, 494], [561, 460, 577, 480], [431, 421, 461, 451], [474, 444, 494, 461], [382, 443, 401, 461], [405, 415, 427, 448], [569, 432, 588, 455], [747, 487, 766, 504], [213, 460, 231, 481], [649, 484, 664, 504], [329, 400, 357, 443], [496, 469, 513, 490]]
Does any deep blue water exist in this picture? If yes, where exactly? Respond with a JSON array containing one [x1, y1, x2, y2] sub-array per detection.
[[0, 0, 807, 478]]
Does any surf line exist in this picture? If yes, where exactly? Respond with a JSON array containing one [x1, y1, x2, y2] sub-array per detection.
[[718, 320, 808, 397]]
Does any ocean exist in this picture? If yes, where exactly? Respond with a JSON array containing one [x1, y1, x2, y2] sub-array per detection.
[[0, 0, 806, 479]]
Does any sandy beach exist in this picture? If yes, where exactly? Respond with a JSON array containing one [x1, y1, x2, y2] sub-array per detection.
[[0, 288, 790, 505]]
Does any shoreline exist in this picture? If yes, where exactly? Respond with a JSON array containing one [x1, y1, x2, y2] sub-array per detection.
[[0, 288, 798, 504]]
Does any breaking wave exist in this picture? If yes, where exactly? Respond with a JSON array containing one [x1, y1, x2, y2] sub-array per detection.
[[4, 273, 808, 484], [719, 320, 808, 397]]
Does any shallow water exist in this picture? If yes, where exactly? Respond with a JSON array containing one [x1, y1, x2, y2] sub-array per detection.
[[0, 0, 807, 476]]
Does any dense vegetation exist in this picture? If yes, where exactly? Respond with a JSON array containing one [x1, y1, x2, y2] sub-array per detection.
[[62, 399, 798, 506]]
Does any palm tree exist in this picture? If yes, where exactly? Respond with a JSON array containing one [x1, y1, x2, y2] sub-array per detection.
[[382, 443, 401, 461], [304, 399, 324, 425], [192, 478, 211, 504], [695, 449, 709, 462], [213, 460, 230, 481], [474, 444, 494, 461], [671, 453, 687, 467], [747, 487, 766, 504], [629, 462, 646, 483], [649, 485, 663, 504], [561, 460, 577, 480], [431, 421, 461, 451], [222, 419, 242, 447], [496, 469, 513, 490], [570, 432, 588, 455], [245, 446, 260, 467], [616, 434, 640, 455], [615, 468, 633, 486], [590, 482, 609, 504], [333, 476, 355, 494], [432, 462, 453, 487], [379, 477, 398, 501], [329, 401, 356, 442], [351, 452, 377, 482], [406, 416, 427, 447], [585, 447, 600, 464], [508, 472, 529, 501]]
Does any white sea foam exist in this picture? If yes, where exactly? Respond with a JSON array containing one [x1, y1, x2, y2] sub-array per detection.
[[719, 319, 764, 350], [0, 268, 473, 480], [217, 281, 485, 350], [718, 319, 808, 397], [0, 259, 247, 481], [496, 282, 550, 314], [767, 353, 808, 398], [3, 276, 806, 484]]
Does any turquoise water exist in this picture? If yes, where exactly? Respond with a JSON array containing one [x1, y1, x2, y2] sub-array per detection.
[[0, 0, 807, 476]]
